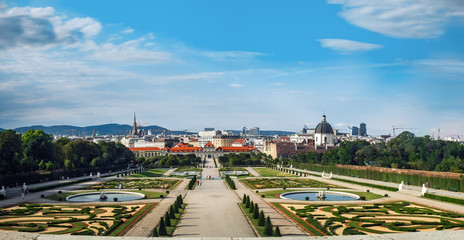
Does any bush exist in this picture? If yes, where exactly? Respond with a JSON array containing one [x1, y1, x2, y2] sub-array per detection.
[[113, 197, 118, 202], [359, 196, 366, 200], [264, 216, 273, 236], [384, 194, 389, 197], [41, 194, 45, 198], [424, 193, 464, 206], [273, 226, 281, 237], [158, 217, 167, 236], [258, 211, 265, 226]]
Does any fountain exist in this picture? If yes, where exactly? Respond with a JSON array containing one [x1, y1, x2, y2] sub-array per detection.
[[99, 192, 108, 200], [66, 191, 145, 202], [280, 191, 360, 201], [316, 190, 326, 200]]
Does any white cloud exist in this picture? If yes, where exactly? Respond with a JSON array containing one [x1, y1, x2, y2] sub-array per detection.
[[327, 0, 464, 38], [318, 39, 382, 53], [200, 50, 264, 62], [122, 27, 134, 34], [0, 6, 101, 50], [229, 83, 244, 88]]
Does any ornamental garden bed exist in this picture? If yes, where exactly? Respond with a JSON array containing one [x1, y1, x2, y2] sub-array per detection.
[[126, 169, 169, 178], [80, 179, 179, 190], [240, 178, 340, 189], [0, 203, 155, 236], [272, 201, 464, 236], [252, 168, 296, 177]]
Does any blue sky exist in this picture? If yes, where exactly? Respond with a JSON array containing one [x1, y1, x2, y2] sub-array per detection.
[[1, 0, 464, 137]]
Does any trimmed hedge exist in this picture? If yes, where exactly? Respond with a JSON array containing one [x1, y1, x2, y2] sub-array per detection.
[[331, 177, 398, 192], [424, 193, 464, 206], [225, 175, 236, 190]]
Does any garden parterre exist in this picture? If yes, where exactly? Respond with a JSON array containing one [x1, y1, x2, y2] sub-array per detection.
[[0, 203, 155, 236], [274, 201, 464, 236], [241, 178, 339, 189], [80, 178, 179, 190]]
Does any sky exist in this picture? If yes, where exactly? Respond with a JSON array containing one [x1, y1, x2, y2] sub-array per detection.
[[1, 0, 464, 137]]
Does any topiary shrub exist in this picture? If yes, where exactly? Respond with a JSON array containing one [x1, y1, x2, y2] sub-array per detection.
[[113, 197, 118, 202], [58, 191, 62, 194], [305, 196, 310, 201], [359, 196, 366, 200], [41, 194, 45, 198], [366, 189, 370, 192], [384, 194, 389, 197]]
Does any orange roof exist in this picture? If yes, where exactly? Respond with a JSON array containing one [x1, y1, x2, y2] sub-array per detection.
[[217, 146, 257, 152], [233, 139, 244, 143], [129, 147, 165, 151], [204, 141, 215, 148], [169, 146, 203, 153]]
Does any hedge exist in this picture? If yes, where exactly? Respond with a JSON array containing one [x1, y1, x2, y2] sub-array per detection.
[[423, 193, 464, 206]]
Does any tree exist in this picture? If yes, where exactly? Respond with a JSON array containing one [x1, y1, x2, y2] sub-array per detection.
[[21, 129, 56, 172], [164, 212, 171, 227], [158, 217, 167, 235], [249, 201, 254, 213], [0, 130, 22, 174], [152, 227, 158, 237], [253, 203, 259, 219], [264, 216, 273, 236], [242, 194, 247, 204], [258, 211, 265, 226], [169, 205, 176, 219], [273, 226, 281, 237]]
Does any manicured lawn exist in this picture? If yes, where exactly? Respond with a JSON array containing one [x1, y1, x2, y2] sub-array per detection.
[[239, 203, 266, 236], [219, 167, 247, 171], [80, 178, 179, 190], [0, 203, 154, 236], [252, 168, 296, 177], [175, 168, 202, 172], [126, 169, 168, 178], [241, 178, 340, 189], [272, 201, 464, 236]]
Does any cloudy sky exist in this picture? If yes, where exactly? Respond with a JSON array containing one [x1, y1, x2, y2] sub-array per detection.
[[1, 0, 464, 137]]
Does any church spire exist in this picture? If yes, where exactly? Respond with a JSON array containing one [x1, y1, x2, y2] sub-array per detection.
[[132, 112, 138, 136]]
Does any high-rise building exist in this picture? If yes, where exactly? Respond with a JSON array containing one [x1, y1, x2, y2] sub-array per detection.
[[360, 123, 367, 136], [351, 126, 359, 136], [249, 127, 260, 136]]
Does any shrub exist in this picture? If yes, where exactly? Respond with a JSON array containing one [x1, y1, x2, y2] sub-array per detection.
[[249, 201, 254, 213], [246, 196, 250, 208], [253, 204, 259, 219], [242, 194, 247, 204], [113, 197, 118, 202], [158, 217, 167, 236], [152, 227, 158, 237], [169, 205, 175, 219], [264, 216, 273, 236], [58, 191, 62, 194], [41, 194, 45, 198], [359, 196, 366, 200], [305, 196, 309, 201], [384, 194, 389, 197], [261, 194, 265, 198], [273, 226, 281, 237], [164, 213, 171, 227], [258, 211, 265, 226]]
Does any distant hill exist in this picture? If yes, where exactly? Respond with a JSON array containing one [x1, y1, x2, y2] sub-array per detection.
[[0, 128, 4, 132], [226, 130, 295, 136], [12, 124, 166, 136]]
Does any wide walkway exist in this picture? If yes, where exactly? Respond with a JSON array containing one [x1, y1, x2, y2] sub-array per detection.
[[245, 167, 261, 177], [172, 166, 255, 237], [124, 179, 189, 237], [234, 179, 308, 237]]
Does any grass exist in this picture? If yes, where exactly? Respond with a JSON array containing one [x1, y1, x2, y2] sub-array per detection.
[[239, 203, 265, 236], [175, 168, 202, 172], [241, 178, 339, 189], [80, 178, 179, 190], [157, 204, 186, 236], [252, 168, 296, 177], [271, 202, 326, 236], [126, 169, 168, 178], [259, 190, 382, 200], [110, 203, 156, 236], [219, 167, 247, 171], [423, 193, 464, 206]]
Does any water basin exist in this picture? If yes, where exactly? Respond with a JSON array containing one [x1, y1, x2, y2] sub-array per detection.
[[66, 191, 145, 202], [280, 191, 359, 201]]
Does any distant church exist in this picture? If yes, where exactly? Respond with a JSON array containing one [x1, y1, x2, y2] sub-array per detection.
[[130, 113, 143, 137], [314, 114, 335, 147]]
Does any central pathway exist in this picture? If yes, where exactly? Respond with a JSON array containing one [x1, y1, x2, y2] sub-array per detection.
[[172, 161, 255, 237]]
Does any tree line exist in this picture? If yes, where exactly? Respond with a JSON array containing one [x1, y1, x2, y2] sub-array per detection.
[[0, 129, 133, 175], [135, 154, 202, 168], [284, 131, 464, 173], [218, 152, 269, 167]]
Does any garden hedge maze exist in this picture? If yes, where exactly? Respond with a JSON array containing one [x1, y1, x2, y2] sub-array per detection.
[[0, 203, 155, 236], [273, 201, 464, 236]]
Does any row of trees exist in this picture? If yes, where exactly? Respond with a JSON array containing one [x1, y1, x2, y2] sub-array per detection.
[[0, 129, 133, 175], [286, 132, 464, 173], [135, 154, 202, 168], [218, 152, 268, 167]]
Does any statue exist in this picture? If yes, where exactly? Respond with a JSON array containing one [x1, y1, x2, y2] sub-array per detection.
[[421, 184, 428, 196], [0, 185, 6, 197], [99, 192, 108, 200], [316, 190, 326, 200], [398, 181, 404, 191]]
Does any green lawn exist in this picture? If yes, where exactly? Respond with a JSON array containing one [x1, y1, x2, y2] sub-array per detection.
[[241, 178, 339, 189], [219, 167, 247, 171], [252, 168, 296, 177], [80, 179, 179, 190], [126, 169, 168, 178], [239, 203, 266, 236], [175, 168, 202, 172]]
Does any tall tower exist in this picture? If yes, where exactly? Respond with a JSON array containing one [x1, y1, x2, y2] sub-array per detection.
[[360, 123, 367, 136], [132, 113, 139, 137]]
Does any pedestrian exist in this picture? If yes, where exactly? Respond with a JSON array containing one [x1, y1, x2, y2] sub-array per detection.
[[21, 192, 24, 199]]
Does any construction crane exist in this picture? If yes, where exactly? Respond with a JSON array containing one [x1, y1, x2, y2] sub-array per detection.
[[392, 126, 418, 137]]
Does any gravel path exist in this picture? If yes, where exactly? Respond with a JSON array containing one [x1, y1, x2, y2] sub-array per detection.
[[245, 167, 261, 177], [172, 167, 255, 237]]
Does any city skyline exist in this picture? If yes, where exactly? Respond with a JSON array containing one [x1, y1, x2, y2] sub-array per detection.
[[1, 1, 464, 136]]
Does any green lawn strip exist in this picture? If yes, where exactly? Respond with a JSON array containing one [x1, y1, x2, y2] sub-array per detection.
[[219, 167, 247, 171], [238, 203, 265, 236], [423, 193, 464, 206], [126, 169, 168, 178], [241, 178, 338, 190], [331, 177, 398, 192], [270, 202, 326, 236], [347, 221, 386, 234], [158, 204, 186, 236], [110, 203, 156, 236], [252, 168, 296, 177], [175, 168, 202, 172], [350, 191, 384, 200]]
